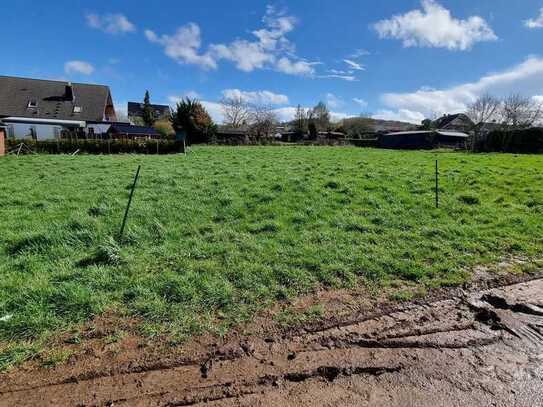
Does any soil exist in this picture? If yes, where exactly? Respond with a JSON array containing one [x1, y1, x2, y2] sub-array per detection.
[[1, 271, 542, 406]]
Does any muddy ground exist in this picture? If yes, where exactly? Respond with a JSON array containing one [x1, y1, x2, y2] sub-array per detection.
[[1, 272, 542, 406]]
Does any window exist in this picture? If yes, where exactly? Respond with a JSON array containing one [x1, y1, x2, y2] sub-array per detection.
[[7, 125, 15, 138], [53, 127, 62, 139], [27, 100, 38, 108]]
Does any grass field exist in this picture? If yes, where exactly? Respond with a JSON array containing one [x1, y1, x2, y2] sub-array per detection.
[[1, 146, 542, 369]]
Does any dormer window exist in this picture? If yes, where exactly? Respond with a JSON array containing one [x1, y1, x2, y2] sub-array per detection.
[[73, 106, 82, 113], [27, 100, 38, 108]]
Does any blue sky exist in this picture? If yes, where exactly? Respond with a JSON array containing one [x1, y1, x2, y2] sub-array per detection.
[[2, 0, 543, 123]]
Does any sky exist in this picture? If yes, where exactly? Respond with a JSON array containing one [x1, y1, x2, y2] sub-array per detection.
[[2, 0, 543, 124]]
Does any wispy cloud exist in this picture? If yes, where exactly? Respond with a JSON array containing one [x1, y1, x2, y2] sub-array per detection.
[[326, 93, 343, 109], [525, 8, 543, 29], [373, 0, 497, 50], [317, 74, 358, 82], [64, 60, 95, 75], [353, 98, 368, 109], [343, 59, 365, 71], [86, 13, 135, 34]]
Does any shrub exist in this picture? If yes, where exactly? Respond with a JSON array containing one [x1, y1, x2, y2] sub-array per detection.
[[474, 128, 543, 153], [6, 138, 184, 155]]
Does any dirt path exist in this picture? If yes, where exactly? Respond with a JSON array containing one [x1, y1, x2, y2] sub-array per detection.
[[1, 277, 542, 406]]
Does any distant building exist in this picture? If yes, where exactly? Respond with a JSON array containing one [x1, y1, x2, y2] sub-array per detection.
[[127, 102, 170, 124], [0, 75, 117, 140], [107, 123, 160, 140], [433, 113, 474, 133]]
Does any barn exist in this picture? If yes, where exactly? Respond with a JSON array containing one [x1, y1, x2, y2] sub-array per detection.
[[378, 130, 470, 150]]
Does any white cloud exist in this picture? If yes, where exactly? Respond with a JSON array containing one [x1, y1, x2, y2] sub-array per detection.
[[373, 0, 497, 50], [379, 56, 543, 121], [275, 57, 316, 76], [167, 91, 202, 103], [210, 41, 275, 72], [145, 24, 217, 69], [533, 95, 543, 104], [343, 59, 365, 71], [525, 8, 543, 29], [64, 60, 95, 75], [222, 89, 289, 105], [86, 13, 135, 34], [353, 98, 368, 109], [146, 7, 319, 77], [372, 109, 426, 124]]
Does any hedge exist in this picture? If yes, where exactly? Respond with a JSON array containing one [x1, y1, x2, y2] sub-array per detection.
[[6, 138, 185, 155], [474, 128, 543, 153]]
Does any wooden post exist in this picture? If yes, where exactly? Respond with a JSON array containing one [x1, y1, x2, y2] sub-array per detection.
[[435, 160, 439, 208], [119, 165, 141, 239], [0, 129, 5, 157]]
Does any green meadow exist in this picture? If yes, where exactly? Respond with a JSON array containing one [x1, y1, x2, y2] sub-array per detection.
[[1, 146, 542, 369]]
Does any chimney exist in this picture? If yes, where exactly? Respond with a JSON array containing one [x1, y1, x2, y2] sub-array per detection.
[[65, 82, 75, 102]]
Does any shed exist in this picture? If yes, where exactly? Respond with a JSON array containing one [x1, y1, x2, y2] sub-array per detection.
[[107, 123, 160, 140], [379, 130, 470, 150]]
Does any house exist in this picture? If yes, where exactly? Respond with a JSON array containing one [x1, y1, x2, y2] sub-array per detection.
[[379, 130, 470, 150], [0, 76, 117, 140], [127, 102, 170, 124], [433, 113, 474, 133], [107, 123, 160, 140]]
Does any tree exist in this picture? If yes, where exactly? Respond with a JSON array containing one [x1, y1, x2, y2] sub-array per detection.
[[499, 94, 542, 129], [308, 121, 318, 140], [341, 117, 374, 138], [293, 104, 308, 135], [220, 96, 251, 128], [153, 119, 176, 139], [170, 98, 216, 144], [312, 101, 330, 132], [142, 90, 155, 127], [248, 104, 278, 139], [466, 94, 501, 128], [420, 119, 435, 130]]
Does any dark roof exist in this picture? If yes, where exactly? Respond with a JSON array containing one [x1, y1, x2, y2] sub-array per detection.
[[433, 113, 473, 129], [108, 123, 159, 135], [127, 102, 170, 118], [0, 76, 113, 122]]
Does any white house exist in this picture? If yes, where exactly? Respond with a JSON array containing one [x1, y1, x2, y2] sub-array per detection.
[[0, 76, 117, 140]]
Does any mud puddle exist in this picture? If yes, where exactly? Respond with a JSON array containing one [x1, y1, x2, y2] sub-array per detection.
[[1, 277, 542, 406]]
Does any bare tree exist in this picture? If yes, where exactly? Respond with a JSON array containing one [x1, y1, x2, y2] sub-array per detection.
[[249, 104, 279, 138], [293, 104, 308, 135], [312, 101, 331, 131], [499, 94, 542, 129], [466, 94, 501, 127], [220, 96, 251, 128]]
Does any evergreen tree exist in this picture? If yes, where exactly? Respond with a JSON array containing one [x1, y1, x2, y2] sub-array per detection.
[[170, 98, 216, 144], [142, 90, 155, 127]]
